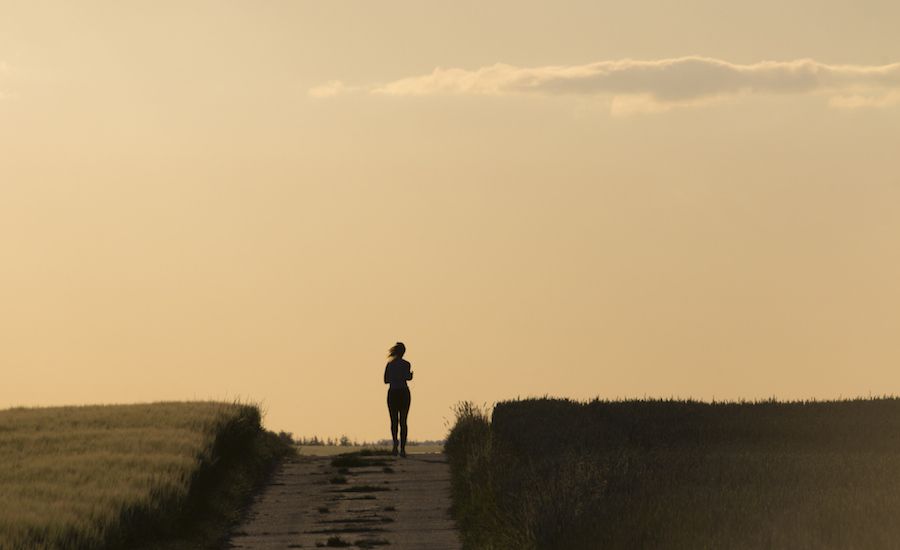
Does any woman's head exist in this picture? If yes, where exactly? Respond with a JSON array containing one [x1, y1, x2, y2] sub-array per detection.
[[388, 342, 406, 359]]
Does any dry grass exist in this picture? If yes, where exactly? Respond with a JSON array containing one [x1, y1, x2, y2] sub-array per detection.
[[0, 401, 289, 549]]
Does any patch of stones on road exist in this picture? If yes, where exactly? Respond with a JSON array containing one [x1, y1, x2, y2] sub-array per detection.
[[228, 451, 461, 549]]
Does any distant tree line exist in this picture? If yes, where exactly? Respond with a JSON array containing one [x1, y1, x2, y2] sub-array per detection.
[[277, 431, 443, 447]]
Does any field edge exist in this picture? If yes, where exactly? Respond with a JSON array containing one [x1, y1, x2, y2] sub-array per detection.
[[444, 402, 523, 550], [135, 404, 296, 550]]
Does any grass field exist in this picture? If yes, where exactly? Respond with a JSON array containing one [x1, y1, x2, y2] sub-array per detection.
[[0, 401, 291, 550], [446, 397, 900, 549]]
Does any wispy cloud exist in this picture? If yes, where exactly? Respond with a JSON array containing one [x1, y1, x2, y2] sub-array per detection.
[[308, 80, 358, 99], [311, 56, 900, 114]]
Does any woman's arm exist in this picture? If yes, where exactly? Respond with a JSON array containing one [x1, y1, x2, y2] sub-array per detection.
[[407, 363, 413, 381], [384, 364, 390, 385]]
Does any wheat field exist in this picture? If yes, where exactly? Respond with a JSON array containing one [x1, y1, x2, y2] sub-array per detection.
[[0, 401, 280, 549]]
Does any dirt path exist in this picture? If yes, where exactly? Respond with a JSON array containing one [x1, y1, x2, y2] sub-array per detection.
[[227, 452, 462, 549]]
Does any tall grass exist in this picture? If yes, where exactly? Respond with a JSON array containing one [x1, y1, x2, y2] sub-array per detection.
[[0, 401, 291, 549], [445, 402, 544, 550], [446, 397, 900, 549]]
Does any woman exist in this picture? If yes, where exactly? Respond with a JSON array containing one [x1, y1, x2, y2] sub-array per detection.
[[383, 342, 413, 457]]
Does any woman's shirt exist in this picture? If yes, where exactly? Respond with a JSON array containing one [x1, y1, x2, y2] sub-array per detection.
[[384, 358, 413, 389]]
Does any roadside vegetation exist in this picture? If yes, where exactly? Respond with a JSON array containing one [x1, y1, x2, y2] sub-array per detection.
[[0, 401, 292, 549], [446, 397, 900, 549]]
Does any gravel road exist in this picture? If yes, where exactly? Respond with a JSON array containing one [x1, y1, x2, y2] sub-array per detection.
[[228, 451, 462, 549]]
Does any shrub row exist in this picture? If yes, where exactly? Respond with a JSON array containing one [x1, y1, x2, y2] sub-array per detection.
[[446, 397, 900, 549]]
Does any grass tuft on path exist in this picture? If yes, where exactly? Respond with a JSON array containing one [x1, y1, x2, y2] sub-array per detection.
[[330, 454, 390, 468]]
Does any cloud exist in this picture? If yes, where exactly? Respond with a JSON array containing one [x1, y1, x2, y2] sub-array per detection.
[[308, 80, 356, 98], [311, 56, 900, 114]]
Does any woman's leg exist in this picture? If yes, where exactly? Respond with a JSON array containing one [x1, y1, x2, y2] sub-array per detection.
[[387, 390, 399, 453], [399, 388, 411, 454]]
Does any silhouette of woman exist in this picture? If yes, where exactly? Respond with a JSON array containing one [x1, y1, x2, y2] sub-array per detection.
[[384, 342, 413, 457]]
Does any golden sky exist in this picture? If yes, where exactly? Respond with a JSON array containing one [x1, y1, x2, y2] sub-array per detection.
[[2, 1, 899, 440]]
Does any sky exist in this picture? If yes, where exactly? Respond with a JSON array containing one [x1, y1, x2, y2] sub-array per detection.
[[1, 1, 899, 440]]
